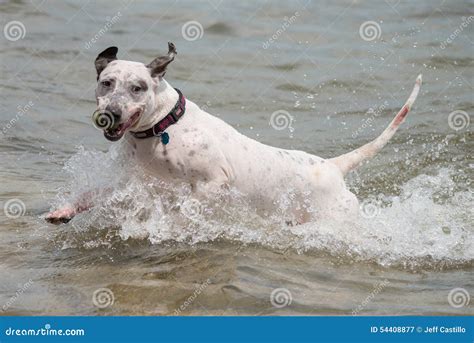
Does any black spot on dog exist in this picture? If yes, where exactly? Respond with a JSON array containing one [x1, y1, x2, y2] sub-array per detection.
[[188, 150, 196, 156]]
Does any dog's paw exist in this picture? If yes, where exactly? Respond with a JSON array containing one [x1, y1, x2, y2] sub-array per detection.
[[45, 207, 75, 225], [45, 216, 72, 225]]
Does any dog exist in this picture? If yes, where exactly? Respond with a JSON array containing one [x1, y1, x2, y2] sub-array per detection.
[[46, 42, 422, 225]]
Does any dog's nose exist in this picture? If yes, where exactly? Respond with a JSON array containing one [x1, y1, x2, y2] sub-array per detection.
[[105, 105, 122, 119]]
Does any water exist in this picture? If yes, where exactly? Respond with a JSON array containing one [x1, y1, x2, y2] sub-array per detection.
[[0, 0, 473, 315]]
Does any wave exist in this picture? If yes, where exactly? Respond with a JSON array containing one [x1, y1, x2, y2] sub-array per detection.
[[49, 144, 473, 270]]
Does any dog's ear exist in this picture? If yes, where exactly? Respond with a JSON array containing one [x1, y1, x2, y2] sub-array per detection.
[[147, 42, 177, 78], [95, 47, 118, 80]]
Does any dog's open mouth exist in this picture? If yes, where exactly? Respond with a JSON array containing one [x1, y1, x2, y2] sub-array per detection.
[[104, 112, 141, 141]]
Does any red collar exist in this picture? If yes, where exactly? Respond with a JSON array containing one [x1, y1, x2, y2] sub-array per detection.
[[131, 88, 186, 140]]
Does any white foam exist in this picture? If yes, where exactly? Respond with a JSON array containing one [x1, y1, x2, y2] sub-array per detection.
[[53, 146, 473, 269]]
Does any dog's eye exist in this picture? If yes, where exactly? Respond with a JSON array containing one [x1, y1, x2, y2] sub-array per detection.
[[131, 86, 142, 93], [101, 80, 111, 87]]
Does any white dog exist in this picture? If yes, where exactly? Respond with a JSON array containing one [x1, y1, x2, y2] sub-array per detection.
[[46, 42, 422, 224]]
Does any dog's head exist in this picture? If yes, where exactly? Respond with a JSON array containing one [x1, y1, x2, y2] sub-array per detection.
[[93, 42, 177, 141]]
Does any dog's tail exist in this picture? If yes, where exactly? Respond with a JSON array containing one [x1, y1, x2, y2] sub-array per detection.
[[330, 74, 422, 176]]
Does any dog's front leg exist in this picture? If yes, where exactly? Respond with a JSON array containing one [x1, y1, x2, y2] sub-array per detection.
[[45, 190, 99, 224], [192, 178, 230, 208], [191, 163, 232, 204]]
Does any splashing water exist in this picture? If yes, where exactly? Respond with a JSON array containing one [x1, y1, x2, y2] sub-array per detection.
[[52, 145, 473, 270]]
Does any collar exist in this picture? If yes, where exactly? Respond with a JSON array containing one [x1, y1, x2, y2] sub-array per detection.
[[131, 88, 186, 141]]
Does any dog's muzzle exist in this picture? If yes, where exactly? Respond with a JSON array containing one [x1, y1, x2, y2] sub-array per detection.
[[92, 110, 141, 142]]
